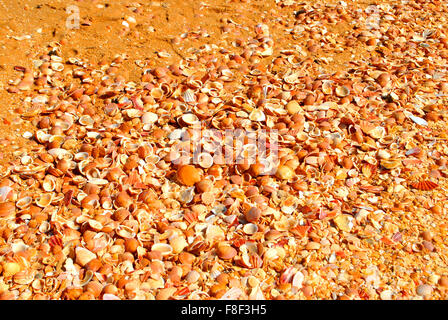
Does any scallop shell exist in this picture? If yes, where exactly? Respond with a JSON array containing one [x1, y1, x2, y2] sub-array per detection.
[[410, 180, 438, 191]]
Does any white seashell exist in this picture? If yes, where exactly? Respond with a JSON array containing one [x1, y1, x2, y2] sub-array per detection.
[[51, 62, 64, 71], [141, 112, 158, 124], [197, 152, 213, 168], [220, 287, 244, 300], [42, 175, 56, 192], [369, 126, 386, 139], [16, 196, 32, 209], [249, 109, 266, 122], [180, 113, 199, 126], [36, 193, 53, 207], [48, 148, 73, 160], [79, 115, 94, 127], [151, 243, 173, 256], [88, 178, 109, 185], [243, 223, 258, 235]]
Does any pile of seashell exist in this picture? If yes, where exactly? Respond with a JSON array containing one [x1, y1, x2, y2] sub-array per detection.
[[1, 0, 448, 300]]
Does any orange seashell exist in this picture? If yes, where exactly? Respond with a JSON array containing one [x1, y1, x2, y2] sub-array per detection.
[[0, 202, 15, 218], [216, 244, 237, 260], [359, 185, 384, 193], [291, 225, 310, 238], [177, 165, 202, 186], [410, 180, 438, 191], [184, 210, 198, 224], [361, 163, 377, 178]]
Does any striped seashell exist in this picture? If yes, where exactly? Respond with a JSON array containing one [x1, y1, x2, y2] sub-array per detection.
[[410, 180, 438, 191]]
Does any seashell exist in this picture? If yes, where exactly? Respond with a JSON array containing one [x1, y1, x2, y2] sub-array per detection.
[[377, 149, 391, 160], [333, 214, 353, 232], [205, 225, 225, 241], [141, 112, 158, 124], [380, 159, 401, 170], [179, 113, 200, 127], [220, 287, 243, 300], [79, 115, 94, 127], [321, 80, 333, 94], [179, 187, 195, 204], [74, 152, 89, 161], [177, 165, 202, 186], [245, 207, 261, 223], [335, 85, 350, 97], [249, 109, 266, 122], [39, 221, 51, 233], [16, 196, 32, 210], [410, 180, 438, 191], [182, 89, 196, 103], [42, 175, 57, 192], [150, 87, 164, 99], [362, 163, 377, 178], [2, 262, 21, 277], [243, 223, 258, 235], [124, 108, 142, 119], [196, 153, 213, 168], [216, 244, 237, 260], [170, 236, 188, 254], [275, 165, 295, 180], [0, 202, 15, 218], [151, 243, 173, 256], [51, 62, 64, 71], [88, 178, 108, 185], [21, 155, 33, 166], [36, 193, 53, 207], [13, 270, 35, 285], [116, 225, 136, 238], [35, 130, 52, 143], [75, 247, 97, 267], [103, 294, 121, 300], [273, 216, 297, 231], [48, 148, 73, 160], [0, 186, 13, 202], [369, 126, 386, 139]]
